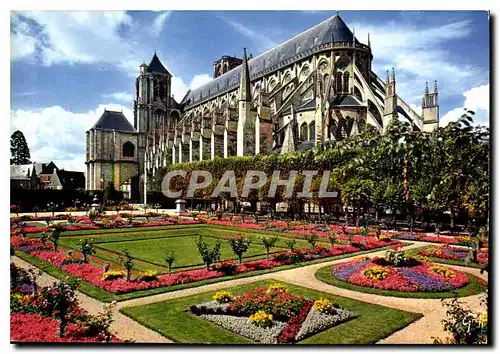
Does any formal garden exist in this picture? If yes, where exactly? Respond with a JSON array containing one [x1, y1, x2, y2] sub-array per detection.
[[10, 116, 489, 344]]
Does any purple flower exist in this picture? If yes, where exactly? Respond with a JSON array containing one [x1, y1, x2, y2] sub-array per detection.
[[19, 283, 34, 294], [397, 268, 453, 292], [332, 260, 371, 281]]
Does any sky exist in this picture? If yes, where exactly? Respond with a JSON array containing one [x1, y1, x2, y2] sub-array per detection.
[[10, 10, 490, 172]]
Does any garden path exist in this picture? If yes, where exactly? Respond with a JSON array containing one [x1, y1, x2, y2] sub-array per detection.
[[12, 240, 488, 344], [12, 256, 172, 344]]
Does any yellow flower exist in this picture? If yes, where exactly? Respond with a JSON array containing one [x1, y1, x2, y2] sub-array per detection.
[[314, 298, 333, 313], [213, 290, 233, 303], [101, 270, 126, 280], [249, 310, 273, 328], [363, 265, 388, 280], [477, 312, 488, 327], [267, 283, 288, 293], [430, 265, 455, 278]]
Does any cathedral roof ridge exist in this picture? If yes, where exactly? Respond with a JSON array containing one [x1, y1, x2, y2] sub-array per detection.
[[181, 13, 359, 107]]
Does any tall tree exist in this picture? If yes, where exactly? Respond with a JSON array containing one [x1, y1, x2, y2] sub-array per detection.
[[10, 130, 31, 165]]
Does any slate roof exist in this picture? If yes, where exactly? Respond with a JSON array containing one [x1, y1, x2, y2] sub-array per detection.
[[181, 14, 358, 107], [147, 53, 172, 76], [10, 165, 31, 179], [53, 170, 85, 190], [329, 95, 363, 107], [91, 110, 137, 133]]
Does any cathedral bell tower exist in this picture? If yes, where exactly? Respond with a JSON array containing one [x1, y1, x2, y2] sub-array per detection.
[[422, 81, 439, 132], [133, 52, 173, 200]]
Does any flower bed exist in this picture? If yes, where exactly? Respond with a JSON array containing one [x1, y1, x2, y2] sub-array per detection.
[[10, 263, 119, 343], [12, 233, 401, 295], [418, 245, 489, 266], [332, 257, 470, 292], [392, 233, 461, 244], [188, 284, 356, 343]]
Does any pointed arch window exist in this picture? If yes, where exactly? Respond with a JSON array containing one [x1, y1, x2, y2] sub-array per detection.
[[300, 123, 308, 141], [343, 72, 350, 93], [335, 73, 342, 93], [309, 122, 316, 141]]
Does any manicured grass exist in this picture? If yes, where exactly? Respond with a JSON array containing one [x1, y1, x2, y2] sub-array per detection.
[[15, 242, 404, 303], [315, 265, 487, 299], [406, 245, 486, 269], [95, 235, 273, 268], [120, 279, 423, 344], [58, 226, 314, 272]]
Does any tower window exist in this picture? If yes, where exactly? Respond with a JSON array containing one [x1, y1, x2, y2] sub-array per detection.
[[123, 142, 135, 157]]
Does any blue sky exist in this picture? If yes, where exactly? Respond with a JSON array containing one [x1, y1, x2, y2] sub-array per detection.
[[10, 10, 490, 171]]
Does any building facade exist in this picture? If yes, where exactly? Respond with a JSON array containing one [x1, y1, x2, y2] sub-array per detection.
[[86, 13, 440, 202]]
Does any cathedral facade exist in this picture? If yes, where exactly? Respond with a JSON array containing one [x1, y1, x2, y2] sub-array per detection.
[[86, 13, 439, 201]]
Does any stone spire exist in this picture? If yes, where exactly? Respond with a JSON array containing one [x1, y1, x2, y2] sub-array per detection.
[[391, 67, 395, 83], [281, 108, 296, 154], [425, 81, 429, 94], [239, 47, 251, 102], [367, 33, 371, 47], [385, 70, 390, 84], [434, 80, 438, 93]]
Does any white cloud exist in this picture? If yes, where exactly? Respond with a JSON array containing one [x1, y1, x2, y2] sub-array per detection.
[[221, 17, 277, 52], [11, 11, 134, 67], [151, 11, 171, 35], [103, 92, 133, 102], [171, 73, 212, 102], [11, 31, 36, 60], [352, 20, 487, 107], [189, 74, 212, 90], [440, 84, 489, 127], [10, 103, 133, 172]]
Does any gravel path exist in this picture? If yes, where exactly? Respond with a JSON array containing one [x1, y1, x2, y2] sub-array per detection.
[[11, 240, 488, 344]]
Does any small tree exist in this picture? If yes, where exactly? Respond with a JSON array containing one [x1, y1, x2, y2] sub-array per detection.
[[260, 236, 279, 259], [228, 233, 251, 264], [39, 281, 79, 337], [327, 230, 338, 247], [304, 232, 319, 249], [49, 223, 65, 251], [164, 249, 176, 274], [77, 238, 96, 263], [195, 236, 221, 269], [118, 249, 135, 281], [285, 238, 296, 251]]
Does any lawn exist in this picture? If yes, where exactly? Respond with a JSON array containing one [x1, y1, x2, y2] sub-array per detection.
[[59, 225, 315, 272], [120, 279, 423, 344], [96, 235, 273, 269], [315, 265, 488, 299]]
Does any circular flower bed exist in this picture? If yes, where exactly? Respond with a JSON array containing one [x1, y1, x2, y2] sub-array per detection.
[[332, 256, 470, 293]]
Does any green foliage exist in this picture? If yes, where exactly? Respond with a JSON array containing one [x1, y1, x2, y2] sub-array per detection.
[[195, 236, 221, 269], [77, 238, 96, 263], [118, 249, 135, 281], [433, 295, 488, 344], [38, 281, 79, 337], [304, 232, 319, 249], [164, 249, 176, 274], [227, 233, 251, 264], [327, 230, 338, 246], [10, 130, 31, 165], [285, 238, 296, 251], [259, 235, 279, 259], [49, 223, 65, 251]]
